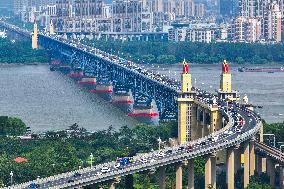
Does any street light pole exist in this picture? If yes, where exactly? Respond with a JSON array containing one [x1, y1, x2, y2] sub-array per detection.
[[90, 153, 94, 168], [157, 137, 162, 151], [10, 171, 13, 186]]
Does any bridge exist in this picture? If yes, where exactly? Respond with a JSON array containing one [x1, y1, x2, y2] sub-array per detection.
[[0, 20, 283, 189]]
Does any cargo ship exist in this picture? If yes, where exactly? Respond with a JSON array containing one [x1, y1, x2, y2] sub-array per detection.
[[112, 90, 134, 112], [128, 100, 159, 125], [238, 67, 284, 73]]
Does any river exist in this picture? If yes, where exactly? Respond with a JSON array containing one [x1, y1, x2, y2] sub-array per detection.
[[0, 64, 139, 132], [0, 63, 283, 132]]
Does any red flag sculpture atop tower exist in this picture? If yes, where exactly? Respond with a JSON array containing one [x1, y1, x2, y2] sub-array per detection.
[[182, 59, 189, 74], [222, 60, 229, 73]]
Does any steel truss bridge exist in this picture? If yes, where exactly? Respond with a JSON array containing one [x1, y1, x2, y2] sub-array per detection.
[[0, 21, 283, 189]]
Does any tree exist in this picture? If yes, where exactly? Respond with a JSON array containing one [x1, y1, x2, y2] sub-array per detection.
[[0, 116, 27, 136]]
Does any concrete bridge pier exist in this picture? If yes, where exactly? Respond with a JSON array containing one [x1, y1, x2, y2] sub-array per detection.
[[187, 159, 194, 189], [280, 166, 284, 189], [249, 139, 255, 176], [205, 154, 216, 189], [267, 158, 276, 187], [234, 146, 241, 173], [243, 141, 250, 188], [256, 155, 266, 174], [226, 147, 235, 189], [158, 166, 166, 189], [176, 163, 183, 189]]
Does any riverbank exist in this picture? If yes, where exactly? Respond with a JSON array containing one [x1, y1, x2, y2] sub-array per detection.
[[0, 38, 49, 64]]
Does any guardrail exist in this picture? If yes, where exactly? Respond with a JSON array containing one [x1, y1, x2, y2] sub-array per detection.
[[255, 142, 284, 163]]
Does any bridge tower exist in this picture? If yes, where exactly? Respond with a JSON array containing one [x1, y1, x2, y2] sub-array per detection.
[[177, 59, 196, 144], [218, 60, 238, 101], [49, 20, 55, 35], [31, 17, 38, 49]]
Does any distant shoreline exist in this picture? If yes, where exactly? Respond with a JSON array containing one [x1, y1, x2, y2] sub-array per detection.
[[0, 62, 48, 65]]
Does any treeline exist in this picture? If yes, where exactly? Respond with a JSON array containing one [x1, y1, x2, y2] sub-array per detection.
[[86, 40, 284, 64], [0, 38, 49, 63]]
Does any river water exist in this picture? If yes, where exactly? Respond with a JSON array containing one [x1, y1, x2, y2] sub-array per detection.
[[0, 63, 283, 132], [0, 64, 139, 132]]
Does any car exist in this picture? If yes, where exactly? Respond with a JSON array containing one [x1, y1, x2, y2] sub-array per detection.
[[73, 172, 82, 177], [178, 146, 185, 151], [101, 166, 111, 173], [165, 149, 173, 154], [150, 159, 156, 163], [236, 129, 241, 133], [95, 171, 102, 176], [201, 141, 206, 145], [186, 144, 193, 152], [28, 183, 40, 188], [114, 163, 121, 169], [140, 158, 148, 163], [67, 179, 74, 183], [155, 152, 165, 157]]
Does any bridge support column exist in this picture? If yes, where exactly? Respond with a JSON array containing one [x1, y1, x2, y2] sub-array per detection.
[[249, 139, 255, 176], [188, 159, 194, 189], [267, 158, 275, 187], [158, 166, 166, 189], [176, 163, 183, 189], [280, 166, 284, 189], [205, 154, 216, 189], [109, 182, 115, 189], [226, 147, 235, 189], [234, 147, 241, 173], [256, 155, 266, 174], [243, 141, 250, 188]]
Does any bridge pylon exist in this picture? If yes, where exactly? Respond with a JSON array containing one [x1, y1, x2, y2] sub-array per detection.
[[177, 59, 196, 144], [31, 17, 38, 49], [218, 60, 238, 101], [49, 20, 55, 35]]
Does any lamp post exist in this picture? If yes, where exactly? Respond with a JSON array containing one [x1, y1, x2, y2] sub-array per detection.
[[157, 137, 162, 151], [90, 153, 94, 167], [9, 171, 13, 186], [263, 134, 276, 148]]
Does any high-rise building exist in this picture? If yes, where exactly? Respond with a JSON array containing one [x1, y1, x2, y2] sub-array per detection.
[[266, 1, 282, 41], [195, 3, 205, 17], [231, 16, 262, 42], [55, 0, 102, 32], [112, 0, 142, 32]]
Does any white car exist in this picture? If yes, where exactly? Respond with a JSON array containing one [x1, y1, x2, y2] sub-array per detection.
[[140, 158, 148, 163], [95, 172, 102, 176], [155, 152, 165, 158], [114, 163, 120, 169], [236, 129, 241, 133], [101, 166, 110, 173]]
